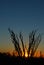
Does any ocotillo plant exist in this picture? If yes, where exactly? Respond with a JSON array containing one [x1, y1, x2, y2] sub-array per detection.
[[8, 28, 42, 57], [28, 30, 41, 57], [28, 30, 37, 57], [19, 32, 25, 56], [8, 28, 22, 56]]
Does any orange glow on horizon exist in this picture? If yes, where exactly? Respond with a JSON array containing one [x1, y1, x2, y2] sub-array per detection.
[[0, 50, 44, 58]]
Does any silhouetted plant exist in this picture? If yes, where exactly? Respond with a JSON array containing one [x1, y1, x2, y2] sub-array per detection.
[[8, 28, 22, 56], [19, 32, 25, 56], [28, 30, 41, 57], [8, 28, 42, 57]]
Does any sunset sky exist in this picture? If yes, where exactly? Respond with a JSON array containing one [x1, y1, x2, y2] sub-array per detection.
[[0, 0, 44, 55]]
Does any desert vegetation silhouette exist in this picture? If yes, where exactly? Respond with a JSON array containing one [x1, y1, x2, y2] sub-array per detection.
[[0, 28, 44, 65], [8, 28, 42, 58]]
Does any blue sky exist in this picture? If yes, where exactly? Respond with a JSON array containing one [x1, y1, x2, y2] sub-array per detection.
[[0, 0, 44, 53]]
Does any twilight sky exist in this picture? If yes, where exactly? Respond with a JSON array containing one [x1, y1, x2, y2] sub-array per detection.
[[0, 0, 44, 53]]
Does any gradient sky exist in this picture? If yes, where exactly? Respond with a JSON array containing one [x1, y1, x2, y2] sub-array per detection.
[[0, 0, 44, 53]]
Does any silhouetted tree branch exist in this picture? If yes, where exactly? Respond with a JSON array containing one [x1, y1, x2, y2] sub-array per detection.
[[28, 30, 42, 57], [19, 32, 25, 56], [8, 28, 22, 56], [28, 30, 36, 57], [31, 34, 41, 57]]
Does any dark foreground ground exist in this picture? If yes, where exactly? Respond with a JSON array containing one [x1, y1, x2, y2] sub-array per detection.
[[0, 53, 44, 65]]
